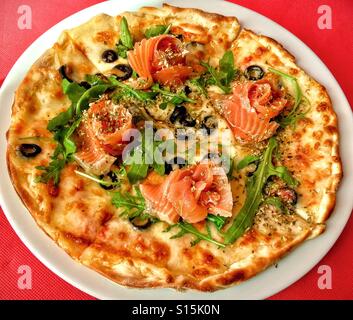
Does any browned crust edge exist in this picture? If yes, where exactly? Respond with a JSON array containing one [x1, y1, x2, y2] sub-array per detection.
[[81, 227, 311, 292]]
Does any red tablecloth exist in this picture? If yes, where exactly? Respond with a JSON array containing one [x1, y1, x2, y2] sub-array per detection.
[[0, 0, 352, 300]]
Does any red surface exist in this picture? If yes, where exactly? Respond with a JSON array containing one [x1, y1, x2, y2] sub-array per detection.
[[0, 0, 352, 300]]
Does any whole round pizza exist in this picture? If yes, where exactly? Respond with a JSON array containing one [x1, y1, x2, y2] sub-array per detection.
[[6, 4, 342, 291]]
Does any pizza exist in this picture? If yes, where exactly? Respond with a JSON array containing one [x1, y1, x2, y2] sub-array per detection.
[[6, 4, 342, 291]]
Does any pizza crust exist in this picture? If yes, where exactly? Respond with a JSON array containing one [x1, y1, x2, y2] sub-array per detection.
[[79, 207, 312, 291], [231, 29, 341, 226], [6, 5, 342, 291]]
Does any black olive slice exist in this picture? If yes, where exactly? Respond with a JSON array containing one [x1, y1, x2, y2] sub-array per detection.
[[129, 216, 152, 229], [165, 157, 186, 174], [201, 116, 218, 134], [164, 163, 173, 175], [58, 65, 73, 82], [170, 105, 196, 127], [131, 115, 145, 126], [113, 64, 133, 81], [184, 85, 192, 95], [79, 81, 91, 89], [102, 49, 118, 63], [99, 171, 119, 190], [170, 105, 186, 124], [95, 73, 109, 82], [181, 117, 196, 127], [19, 143, 42, 158], [244, 65, 265, 81]]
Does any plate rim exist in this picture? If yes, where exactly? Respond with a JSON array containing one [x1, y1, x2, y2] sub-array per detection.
[[0, 0, 352, 300]]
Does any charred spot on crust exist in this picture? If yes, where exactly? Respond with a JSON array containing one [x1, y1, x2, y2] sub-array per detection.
[[151, 241, 170, 263], [192, 268, 210, 277], [218, 270, 245, 286]]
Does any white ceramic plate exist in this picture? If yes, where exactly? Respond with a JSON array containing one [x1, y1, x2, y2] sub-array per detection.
[[0, 0, 352, 300]]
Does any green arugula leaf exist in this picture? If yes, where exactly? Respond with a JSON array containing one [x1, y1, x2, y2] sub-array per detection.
[[74, 170, 120, 188], [38, 118, 82, 185], [76, 84, 112, 114], [236, 155, 260, 171], [111, 187, 158, 226], [124, 130, 169, 184], [40, 76, 117, 185], [111, 187, 146, 218], [219, 50, 236, 85], [116, 43, 128, 59], [151, 140, 168, 175], [48, 77, 90, 131], [268, 67, 307, 128], [35, 150, 66, 185], [62, 118, 82, 157], [207, 214, 227, 231], [40, 79, 91, 184], [47, 79, 87, 131], [62, 79, 86, 103], [85, 74, 108, 86], [120, 16, 133, 49], [200, 61, 230, 93], [125, 144, 149, 184], [152, 162, 165, 175], [127, 163, 149, 185], [109, 77, 157, 101], [115, 17, 134, 58], [152, 84, 195, 105], [47, 105, 74, 132], [168, 222, 225, 247], [262, 196, 288, 214], [200, 51, 237, 94], [224, 138, 298, 244], [145, 24, 171, 38], [188, 78, 208, 97]]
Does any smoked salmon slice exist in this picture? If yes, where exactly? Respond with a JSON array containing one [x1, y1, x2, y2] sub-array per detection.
[[75, 122, 116, 175], [223, 98, 279, 142], [153, 65, 193, 87], [139, 170, 186, 224], [75, 99, 132, 175], [222, 80, 286, 142], [88, 100, 132, 155], [200, 167, 233, 217], [168, 176, 208, 223], [127, 35, 191, 88], [248, 82, 287, 120], [140, 163, 233, 224]]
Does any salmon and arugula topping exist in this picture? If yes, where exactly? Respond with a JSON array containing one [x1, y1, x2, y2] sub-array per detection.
[[31, 17, 306, 246], [140, 162, 232, 224], [75, 98, 133, 175], [128, 34, 193, 88], [220, 75, 288, 142]]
